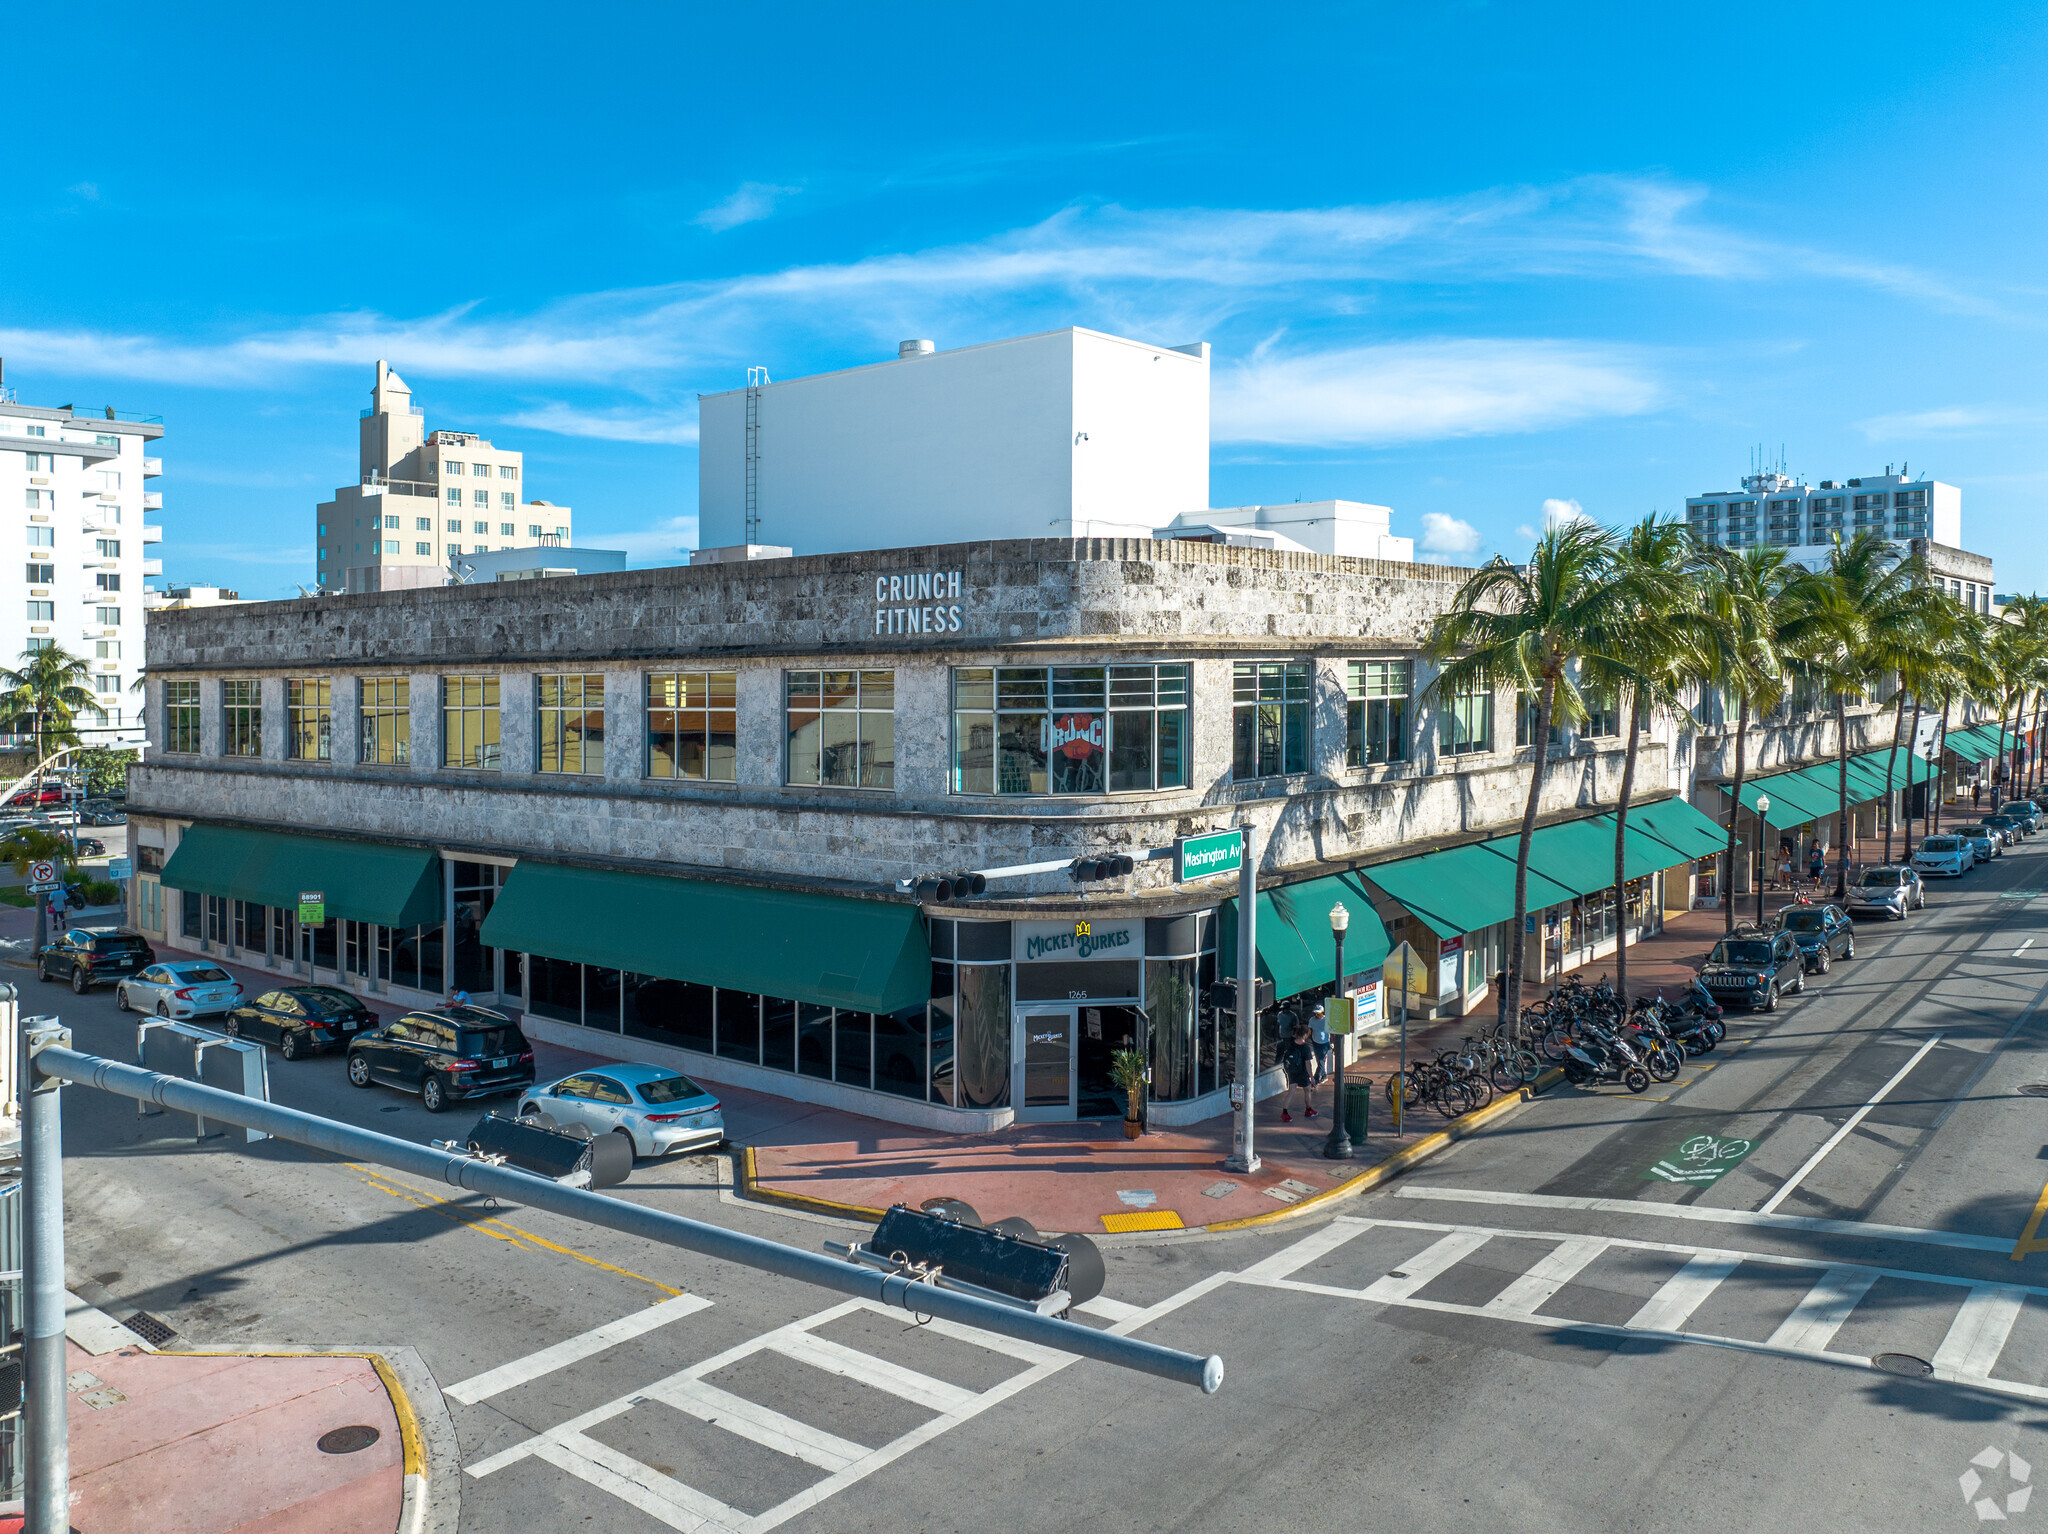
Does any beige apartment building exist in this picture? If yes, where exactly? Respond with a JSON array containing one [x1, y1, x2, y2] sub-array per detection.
[[316, 362, 573, 594]]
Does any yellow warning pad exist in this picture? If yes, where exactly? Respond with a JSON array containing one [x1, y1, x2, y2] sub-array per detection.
[[1101, 1210, 1185, 1233]]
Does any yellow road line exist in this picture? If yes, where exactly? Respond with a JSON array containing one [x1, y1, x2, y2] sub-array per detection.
[[351, 1166, 681, 1295], [2012, 1175, 2048, 1261]]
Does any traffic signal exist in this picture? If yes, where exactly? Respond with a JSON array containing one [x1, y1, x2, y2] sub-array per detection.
[[1204, 976, 1275, 1012], [1067, 853, 1135, 883], [913, 872, 988, 902]]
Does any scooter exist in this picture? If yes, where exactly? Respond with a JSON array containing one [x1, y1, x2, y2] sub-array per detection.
[[1562, 1019, 1651, 1093]]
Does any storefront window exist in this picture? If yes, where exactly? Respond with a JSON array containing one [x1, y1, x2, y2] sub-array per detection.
[[443, 677, 501, 769], [648, 672, 737, 781], [1233, 662, 1309, 778], [1345, 660, 1410, 766], [537, 674, 605, 775], [223, 680, 261, 757], [928, 962, 956, 1106], [874, 1003, 927, 1099], [762, 997, 796, 1071], [835, 1010, 873, 1089], [1146, 957, 1199, 1103], [786, 670, 894, 789], [288, 679, 331, 761], [951, 665, 1189, 795], [955, 963, 1011, 1109], [797, 1002, 833, 1078], [360, 677, 410, 765], [716, 989, 760, 1063], [623, 975, 712, 1051], [451, 862, 504, 995], [1441, 684, 1494, 756], [528, 955, 580, 1024], [164, 680, 200, 754], [583, 966, 623, 1031]]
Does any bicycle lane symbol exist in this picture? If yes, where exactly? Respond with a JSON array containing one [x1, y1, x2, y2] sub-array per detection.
[[1645, 1133, 1757, 1186]]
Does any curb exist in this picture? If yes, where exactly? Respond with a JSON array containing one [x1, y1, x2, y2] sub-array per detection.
[[735, 1069, 1565, 1238], [1205, 1066, 1567, 1232], [157, 1343, 459, 1534]]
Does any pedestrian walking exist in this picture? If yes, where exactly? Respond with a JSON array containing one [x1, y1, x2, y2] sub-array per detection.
[[1277, 1021, 1317, 1122], [1308, 1002, 1333, 1084], [1776, 846, 1794, 889], [1808, 844, 1825, 885]]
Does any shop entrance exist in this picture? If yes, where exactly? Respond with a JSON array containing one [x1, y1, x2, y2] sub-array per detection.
[[1012, 1003, 1145, 1122]]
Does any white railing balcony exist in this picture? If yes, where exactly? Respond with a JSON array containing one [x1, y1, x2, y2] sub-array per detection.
[[142, 558, 163, 576], [142, 524, 163, 544], [143, 491, 162, 510], [142, 457, 162, 478]]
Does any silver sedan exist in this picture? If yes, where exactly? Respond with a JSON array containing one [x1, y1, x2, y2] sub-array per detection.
[[515, 1064, 724, 1158], [116, 961, 246, 1019]]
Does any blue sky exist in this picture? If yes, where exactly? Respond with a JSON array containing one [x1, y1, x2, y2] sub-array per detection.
[[9, 1, 2048, 597]]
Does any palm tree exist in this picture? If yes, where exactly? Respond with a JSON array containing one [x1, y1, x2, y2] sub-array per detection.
[[1703, 547, 1793, 932], [1993, 597, 2048, 799], [1883, 594, 1966, 862], [0, 645, 96, 782], [1422, 522, 1624, 1026], [1582, 516, 1710, 1005]]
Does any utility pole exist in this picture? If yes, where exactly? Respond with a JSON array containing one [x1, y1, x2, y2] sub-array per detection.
[[19, 1011, 70, 1534], [1225, 822, 1261, 1175]]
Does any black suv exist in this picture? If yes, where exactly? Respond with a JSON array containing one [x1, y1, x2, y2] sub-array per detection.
[[1700, 927, 1807, 1012], [346, 1005, 535, 1113], [37, 926, 155, 994], [1775, 901, 1855, 973]]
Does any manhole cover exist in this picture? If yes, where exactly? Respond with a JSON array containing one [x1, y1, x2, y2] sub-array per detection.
[[1873, 1352, 1934, 1377], [317, 1424, 382, 1455], [2019, 1085, 2048, 1098]]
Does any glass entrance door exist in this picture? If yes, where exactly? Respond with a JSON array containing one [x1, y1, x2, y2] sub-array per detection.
[[1015, 1008, 1076, 1121]]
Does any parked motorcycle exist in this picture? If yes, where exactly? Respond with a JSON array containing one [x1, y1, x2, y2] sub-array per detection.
[[1561, 1019, 1651, 1093]]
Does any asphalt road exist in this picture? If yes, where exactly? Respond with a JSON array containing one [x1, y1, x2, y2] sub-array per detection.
[[46, 832, 2048, 1533]]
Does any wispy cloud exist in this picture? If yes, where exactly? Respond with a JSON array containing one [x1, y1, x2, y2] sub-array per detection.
[[1856, 403, 2048, 439], [1213, 339, 1661, 445], [695, 182, 801, 232], [1418, 511, 1482, 555], [502, 402, 698, 445], [601, 515, 700, 566], [1541, 496, 1595, 530]]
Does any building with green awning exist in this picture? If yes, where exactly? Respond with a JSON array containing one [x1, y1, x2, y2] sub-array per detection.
[[1217, 871, 1391, 1000], [161, 824, 443, 928]]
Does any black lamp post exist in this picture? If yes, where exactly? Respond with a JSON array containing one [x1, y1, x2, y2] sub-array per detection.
[[1322, 901, 1352, 1160], [1755, 794, 1771, 928]]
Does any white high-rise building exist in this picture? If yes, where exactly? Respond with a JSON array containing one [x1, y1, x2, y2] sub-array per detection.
[[317, 362, 574, 594], [0, 376, 160, 748], [1685, 467, 1960, 563]]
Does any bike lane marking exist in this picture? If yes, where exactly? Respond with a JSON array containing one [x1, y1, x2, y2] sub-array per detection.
[[1757, 1032, 1944, 1215], [1645, 1133, 1757, 1187]]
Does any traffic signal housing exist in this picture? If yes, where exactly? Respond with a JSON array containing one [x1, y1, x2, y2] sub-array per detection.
[[1067, 854, 1135, 883]]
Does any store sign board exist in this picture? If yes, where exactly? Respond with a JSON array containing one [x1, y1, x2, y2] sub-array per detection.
[[1174, 830, 1243, 882], [1013, 918, 1141, 963], [298, 890, 325, 926], [873, 570, 964, 636]]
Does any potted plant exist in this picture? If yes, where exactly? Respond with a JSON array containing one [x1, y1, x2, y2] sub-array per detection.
[[1110, 1047, 1148, 1138]]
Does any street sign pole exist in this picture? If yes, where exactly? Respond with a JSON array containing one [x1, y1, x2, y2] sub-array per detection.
[[21, 1017, 70, 1534], [1225, 823, 1260, 1175]]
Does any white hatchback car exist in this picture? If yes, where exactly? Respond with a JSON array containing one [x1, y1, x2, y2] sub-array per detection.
[[1910, 835, 1974, 879], [116, 961, 246, 1019], [516, 1064, 724, 1158]]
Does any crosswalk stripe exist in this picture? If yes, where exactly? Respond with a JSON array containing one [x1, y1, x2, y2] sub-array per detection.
[[655, 1378, 868, 1472], [537, 1432, 745, 1534], [1238, 1220, 1368, 1282], [768, 1330, 978, 1413], [889, 1309, 1068, 1367], [1933, 1283, 2028, 1377], [1767, 1265, 1881, 1352], [1628, 1253, 1742, 1333], [1486, 1238, 1607, 1316], [1361, 1230, 1492, 1302], [445, 1293, 713, 1404]]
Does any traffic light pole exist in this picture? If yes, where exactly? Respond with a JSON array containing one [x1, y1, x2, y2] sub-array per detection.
[[1225, 822, 1261, 1175]]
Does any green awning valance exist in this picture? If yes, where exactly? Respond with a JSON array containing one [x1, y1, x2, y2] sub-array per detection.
[[1724, 772, 1839, 828], [1219, 872, 1391, 1000], [479, 862, 931, 1014], [1585, 813, 1703, 881], [160, 824, 442, 928], [1360, 841, 1579, 939]]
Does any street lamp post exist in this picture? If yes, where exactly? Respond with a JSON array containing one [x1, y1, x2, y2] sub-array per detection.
[[1755, 794, 1771, 927], [1321, 901, 1352, 1161]]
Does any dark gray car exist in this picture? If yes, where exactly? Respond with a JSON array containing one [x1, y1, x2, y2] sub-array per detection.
[[1776, 901, 1855, 973]]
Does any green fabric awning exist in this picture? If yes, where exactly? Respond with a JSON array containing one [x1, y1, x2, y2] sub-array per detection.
[[1218, 872, 1392, 1000], [479, 862, 932, 1014], [160, 824, 443, 928], [1360, 841, 1579, 939], [1585, 813, 1703, 881], [1724, 772, 1839, 828], [1482, 817, 1628, 899], [1625, 797, 1731, 861], [1787, 756, 1890, 807], [1946, 724, 2012, 763], [1849, 746, 1935, 788]]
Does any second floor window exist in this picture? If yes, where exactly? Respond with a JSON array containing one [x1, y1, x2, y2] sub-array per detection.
[[538, 673, 605, 774], [165, 679, 200, 754], [1233, 661, 1310, 779], [1346, 660, 1410, 766], [360, 677, 410, 764], [443, 677, 500, 770], [1441, 684, 1494, 756], [648, 671, 736, 781], [96, 573, 120, 591], [787, 670, 893, 789], [223, 679, 261, 757], [289, 678, 331, 760], [951, 664, 1189, 795], [1582, 692, 1621, 739], [24, 564, 52, 584]]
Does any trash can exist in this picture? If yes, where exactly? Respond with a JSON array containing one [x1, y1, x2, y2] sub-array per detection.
[[1343, 1080, 1371, 1142]]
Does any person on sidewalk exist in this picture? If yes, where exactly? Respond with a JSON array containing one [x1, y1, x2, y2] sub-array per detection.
[[1278, 1020, 1317, 1123], [1776, 845, 1794, 890], [1808, 843, 1826, 885], [1307, 1002, 1333, 1085]]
